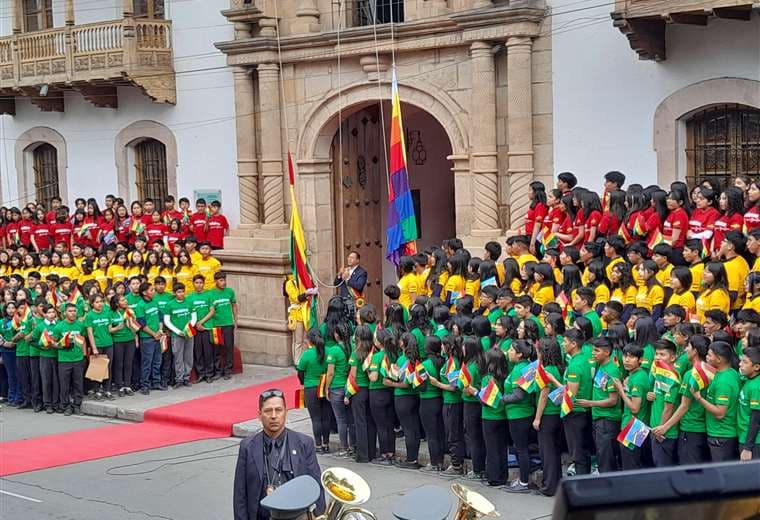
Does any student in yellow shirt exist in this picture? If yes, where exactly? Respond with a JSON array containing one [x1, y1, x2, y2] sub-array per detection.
[[158, 251, 176, 292], [397, 256, 419, 309], [652, 243, 674, 299], [195, 241, 222, 291], [609, 262, 637, 314], [443, 254, 467, 309], [143, 251, 161, 284], [666, 266, 696, 318], [542, 248, 563, 285], [78, 258, 97, 287], [484, 241, 505, 285], [635, 260, 665, 321], [626, 242, 648, 288], [465, 258, 481, 309], [603, 236, 626, 282], [743, 272, 760, 313], [185, 237, 203, 265], [93, 255, 110, 292], [126, 249, 144, 279], [70, 243, 85, 271], [532, 263, 557, 309], [586, 259, 610, 313], [107, 251, 129, 286], [683, 239, 706, 298], [425, 248, 448, 298], [503, 257, 522, 297], [58, 252, 81, 282], [173, 250, 198, 289], [746, 228, 760, 272], [695, 261, 731, 322], [513, 235, 538, 270], [719, 231, 750, 310], [413, 253, 429, 297]]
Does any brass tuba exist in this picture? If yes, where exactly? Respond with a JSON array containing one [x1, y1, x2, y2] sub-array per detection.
[[314, 467, 377, 520], [451, 483, 500, 520]]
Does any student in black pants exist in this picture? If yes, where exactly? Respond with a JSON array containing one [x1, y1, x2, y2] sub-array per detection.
[[533, 338, 566, 496], [429, 335, 466, 475], [480, 349, 509, 486], [348, 324, 377, 463], [109, 295, 138, 396], [460, 337, 486, 480], [296, 329, 331, 452], [368, 328, 399, 464], [418, 336, 446, 471], [562, 329, 593, 475], [385, 333, 423, 469]]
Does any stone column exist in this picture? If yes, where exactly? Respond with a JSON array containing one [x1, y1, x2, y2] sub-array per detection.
[[294, 0, 320, 33], [234, 66, 260, 226], [506, 36, 535, 232], [257, 62, 286, 226], [469, 41, 501, 236], [12, 0, 21, 33], [65, 0, 74, 25]]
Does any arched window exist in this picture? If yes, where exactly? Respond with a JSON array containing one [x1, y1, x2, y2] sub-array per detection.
[[134, 0, 165, 19], [134, 138, 168, 202], [32, 143, 59, 208], [686, 104, 760, 190]]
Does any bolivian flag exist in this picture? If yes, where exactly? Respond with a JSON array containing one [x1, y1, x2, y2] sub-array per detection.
[[478, 378, 502, 408], [130, 219, 145, 236], [457, 364, 472, 390], [362, 347, 375, 372], [39, 330, 56, 349], [345, 373, 359, 397], [183, 322, 197, 338], [317, 374, 327, 399], [210, 326, 224, 346], [691, 360, 715, 391], [78, 222, 97, 237]]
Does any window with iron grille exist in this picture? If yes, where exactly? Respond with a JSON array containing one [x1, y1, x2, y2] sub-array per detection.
[[354, 0, 404, 27], [134, 139, 168, 203], [23, 0, 53, 32], [134, 0, 165, 19], [686, 104, 760, 191], [32, 143, 59, 208]]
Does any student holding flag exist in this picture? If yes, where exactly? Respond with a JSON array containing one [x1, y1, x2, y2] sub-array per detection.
[[162, 283, 197, 388], [429, 334, 466, 476], [648, 340, 681, 466], [325, 322, 355, 458], [109, 294, 139, 396], [532, 338, 565, 496], [418, 336, 446, 472], [460, 336, 486, 480], [738, 347, 760, 460], [368, 328, 399, 465], [34, 303, 60, 413], [84, 294, 115, 400], [562, 328, 594, 475], [611, 343, 651, 470], [54, 303, 86, 415], [296, 329, 331, 453], [347, 324, 376, 464], [209, 272, 237, 380], [478, 348, 508, 487]]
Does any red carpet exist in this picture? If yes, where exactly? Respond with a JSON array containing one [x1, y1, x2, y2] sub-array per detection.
[[0, 374, 300, 476]]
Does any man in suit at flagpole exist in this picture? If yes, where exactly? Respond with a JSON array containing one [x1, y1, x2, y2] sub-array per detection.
[[334, 251, 367, 302]]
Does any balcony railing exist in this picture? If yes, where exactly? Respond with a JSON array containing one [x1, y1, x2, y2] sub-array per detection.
[[0, 18, 175, 107], [616, 0, 753, 18]]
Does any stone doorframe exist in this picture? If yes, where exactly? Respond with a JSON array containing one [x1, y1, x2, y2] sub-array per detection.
[[15, 126, 69, 206], [294, 80, 471, 284], [654, 77, 760, 187]]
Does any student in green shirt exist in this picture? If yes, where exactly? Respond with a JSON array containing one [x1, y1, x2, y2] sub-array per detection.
[[297, 329, 331, 453], [347, 324, 377, 463], [27, 299, 45, 411], [612, 343, 651, 470], [126, 277, 143, 311], [648, 340, 681, 467], [325, 327, 353, 457], [481, 286, 503, 327], [416, 336, 445, 471], [54, 303, 86, 415], [382, 332, 422, 469], [367, 327, 398, 465], [514, 295, 545, 338], [460, 336, 486, 480], [738, 347, 760, 461], [187, 274, 216, 382], [502, 340, 537, 493], [162, 283, 197, 388], [209, 272, 237, 379], [562, 328, 594, 475], [534, 337, 565, 497], [12, 300, 33, 409], [85, 294, 114, 400], [691, 340, 742, 462], [655, 334, 710, 465], [135, 282, 166, 395], [431, 306, 449, 342], [632, 316, 658, 372], [576, 337, 621, 473], [429, 334, 465, 475], [0, 302, 21, 407], [572, 287, 602, 337], [493, 315, 517, 357], [479, 348, 508, 487], [35, 303, 60, 413], [109, 294, 139, 397], [407, 305, 431, 359], [153, 276, 175, 388]]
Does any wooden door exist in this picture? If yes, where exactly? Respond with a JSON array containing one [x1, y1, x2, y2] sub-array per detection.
[[333, 107, 385, 310]]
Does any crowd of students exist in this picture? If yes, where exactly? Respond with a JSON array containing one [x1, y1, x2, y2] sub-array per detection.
[[0, 195, 238, 416], [295, 171, 760, 496]]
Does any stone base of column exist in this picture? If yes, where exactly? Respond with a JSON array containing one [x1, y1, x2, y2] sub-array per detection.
[[462, 229, 504, 252], [215, 243, 293, 367], [224, 225, 289, 254]]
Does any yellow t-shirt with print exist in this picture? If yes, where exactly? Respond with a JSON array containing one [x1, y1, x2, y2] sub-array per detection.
[[635, 284, 664, 312], [695, 288, 730, 322], [444, 274, 466, 310], [107, 264, 127, 285], [195, 256, 222, 291], [667, 290, 696, 317], [610, 285, 637, 306], [398, 272, 419, 309], [655, 263, 673, 289], [533, 285, 556, 309], [724, 255, 750, 309], [689, 263, 704, 294], [605, 257, 625, 282], [465, 278, 481, 309]]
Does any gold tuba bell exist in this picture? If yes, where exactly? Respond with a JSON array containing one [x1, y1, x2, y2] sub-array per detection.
[[314, 467, 377, 520], [451, 483, 500, 519]]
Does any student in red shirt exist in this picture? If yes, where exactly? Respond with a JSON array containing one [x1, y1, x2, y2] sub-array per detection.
[[621, 190, 648, 243], [543, 189, 566, 235], [50, 208, 74, 249], [744, 180, 760, 233], [5, 208, 20, 246], [663, 190, 690, 251], [598, 190, 625, 238], [45, 196, 63, 225], [114, 205, 131, 244], [31, 218, 50, 252], [162, 195, 183, 225], [580, 190, 603, 244], [601, 171, 625, 212], [130, 200, 146, 229], [99, 208, 117, 246], [145, 211, 169, 245], [166, 218, 186, 252], [687, 186, 720, 242], [526, 181, 548, 248], [17, 207, 35, 248], [712, 186, 745, 255], [643, 190, 668, 250], [190, 198, 209, 242], [555, 194, 578, 248], [207, 201, 229, 250]]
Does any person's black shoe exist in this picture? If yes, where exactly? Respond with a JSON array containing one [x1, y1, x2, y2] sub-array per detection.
[[139, 388, 150, 395], [536, 487, 556, 497], [55, 406, 65, 414], [18, 401, 32, 409], [118, 388, 126, 397], [73, 406, 81, 415], [33, 404, 44, 413], [205, 376, 213, 383], [394, 460, 420, 470], [46, 405, 55, 414], [63, 406, 73, 416], [223, 374, 232, 380], [158, 385, 168, 391], [125, 388, 134, 396]]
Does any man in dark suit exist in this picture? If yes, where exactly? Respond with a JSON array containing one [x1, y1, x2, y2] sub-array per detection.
[[334, 251, 367, 301], [233, 389, 325, 520]]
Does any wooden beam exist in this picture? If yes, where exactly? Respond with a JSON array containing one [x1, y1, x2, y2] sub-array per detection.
[[76, 85, 118, 109], [20, 87, 65, 112], [0, 94, 15, 115], [617, 18, 667, 61], [663, 12, 708, 25], [710, 6, 752, 20]]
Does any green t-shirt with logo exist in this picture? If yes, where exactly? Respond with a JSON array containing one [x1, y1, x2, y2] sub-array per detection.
[[368, 350, 392, 391], [326, 344, 350, 390], [34, 319, 58, 359], [461, 361, 482, 403], [393, 355, 419, 397], [486, 308, 504, 326], [583, 310, 603, 338], [480, 374, 507, 420], [126, 292, 142, 311], [650, 373, 681, 439], [439, 356, 463, 404], [187, 291, 212, 323], [134, 298, 161, 339], [85, 308, 113, 348], [542, 365, 562, 416], [419, 358, 442, 400], [705, 368, 741, 438], [679, 370, 706, 433], [738, 374, 760, 445], [27, 315, 41, 357], [641, 344, 655, 372], [621, 367, 650, 426], [53, 319, 86, 363], [164, 298, 194, 334], [348, 350, 370, 388], [591, 360, 622, 421], [504, 360, 535, 420], [297, 347, 328, 388], [111, 308, 136, 343], [208, 287, 236, 327], [153, 291, 173, 317], [564, 351, 594, 411], [17, 314, 36, 357]]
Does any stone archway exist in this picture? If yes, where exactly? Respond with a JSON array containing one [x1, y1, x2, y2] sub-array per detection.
[[654, 77, 760, 187], [114, 120, 178, 202], [295, 80, 470, 285], [15, 126, 69, 206]]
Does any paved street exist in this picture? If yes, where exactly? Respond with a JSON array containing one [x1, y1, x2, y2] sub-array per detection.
[[1, 408, 554, 520]]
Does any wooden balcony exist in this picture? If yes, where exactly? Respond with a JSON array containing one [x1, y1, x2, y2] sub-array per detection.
[[0, 18, 176, 114], [611, 1, 756, 61]]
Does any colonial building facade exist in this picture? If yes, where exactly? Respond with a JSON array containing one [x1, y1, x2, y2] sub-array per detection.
[[215, 0, 553, 365]]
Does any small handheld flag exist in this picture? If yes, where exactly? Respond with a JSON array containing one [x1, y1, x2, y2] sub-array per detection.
[[78, 222, 97, 237], [39, 330, 56, 349], [345, 373, 359, 397], [182, 322, 197, 338], [317, 374, 327, 399], [617, 417, 651, 450], [294, 388, 305, 409], [652, 360, 680, 392], [362, 348, 375, 372], [478, 378, 502, 408], [103, 230, 117, 245], [481, 276, 497, 288], [691, 361, 715, 391], [560, 388, 574, 418], [593, 369, 610, 390], [11, 313, 22, 330], [379, 354, 391, 379], [516, 361, 550, 392], [61, 331, 85, 349], [411, 362, 428, 388], [457, 364, 472, 390], [130, 219, 145, 236], [210, 326, 225, 346], [446, 370, 461, 384], [548, 385, 565, 406]]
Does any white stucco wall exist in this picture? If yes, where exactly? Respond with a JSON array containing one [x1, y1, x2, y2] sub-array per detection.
[[551, 0, 760, 189], [0, 0, 239, 224]]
